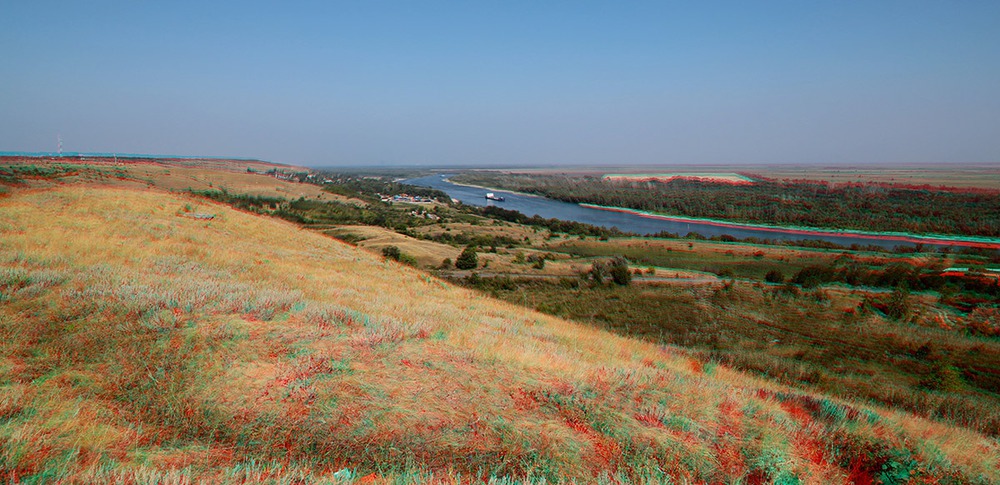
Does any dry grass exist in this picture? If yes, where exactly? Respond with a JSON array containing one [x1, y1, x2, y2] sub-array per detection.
[[1, 184, 998, 483], [123, 165, 330, 199], [414, 222, 546, 246], [0, 157, 365, 204], [325, 225, 460, 268]]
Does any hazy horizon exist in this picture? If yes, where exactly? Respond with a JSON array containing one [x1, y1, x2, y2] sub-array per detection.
[[3, 1, 999, 167]]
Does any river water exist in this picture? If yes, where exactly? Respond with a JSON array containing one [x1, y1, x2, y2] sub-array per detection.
[[404, 174, 997, 251]]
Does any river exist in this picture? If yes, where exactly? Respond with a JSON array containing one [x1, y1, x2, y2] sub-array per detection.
[[404, 174, 1000, 251]]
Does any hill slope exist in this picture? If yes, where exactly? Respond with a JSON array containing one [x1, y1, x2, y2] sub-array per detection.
[[1, 185, 998, 483]]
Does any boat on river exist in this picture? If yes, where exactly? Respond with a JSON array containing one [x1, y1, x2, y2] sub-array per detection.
[[485, 192, 505, 202]]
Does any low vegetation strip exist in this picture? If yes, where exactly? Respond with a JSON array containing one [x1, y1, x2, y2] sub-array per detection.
[[1, 185, 999, 483], [581, 203, 1000, 250]]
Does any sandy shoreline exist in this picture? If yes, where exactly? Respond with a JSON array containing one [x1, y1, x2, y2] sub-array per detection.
[[441, 178, 547, 199]]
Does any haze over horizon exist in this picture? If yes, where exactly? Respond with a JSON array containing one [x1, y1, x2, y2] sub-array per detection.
[[3, 1, 999, 167]]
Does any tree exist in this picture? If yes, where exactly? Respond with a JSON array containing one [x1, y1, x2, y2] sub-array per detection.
[[455, 246, 479, 270], [609, 256, 632, 286]]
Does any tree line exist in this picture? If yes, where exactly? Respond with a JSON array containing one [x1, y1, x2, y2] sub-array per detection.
[[452, 173, 1000, 238]]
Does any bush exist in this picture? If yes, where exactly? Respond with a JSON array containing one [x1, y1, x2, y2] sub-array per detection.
[[966, 306, 1000, 337], [526, 253, 547, 269], [381, 245, 416, 267], [921, 360, 964, 392], [455, 246, 479, 270], [885, 286, 911, 321], [792, 265, 836, 289], [398, 253, 418, 267], [440, 258, 452, 269], [589, 261, 608, 284], [558, 277, 580, 289], [715, 267, 734, 278], [609, 256, 631, 286], [764, 269, 784, 283], [381, 245, 402, 261]]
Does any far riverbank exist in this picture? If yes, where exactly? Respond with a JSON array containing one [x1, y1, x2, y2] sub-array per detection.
[[581, 204, 1000, 251]]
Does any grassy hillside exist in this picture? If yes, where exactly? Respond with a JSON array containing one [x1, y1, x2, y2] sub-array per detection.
[[2, 185, 999, 483]]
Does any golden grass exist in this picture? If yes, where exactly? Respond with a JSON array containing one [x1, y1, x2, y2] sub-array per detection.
[[123, 164, 331, 199], [1, 158, 365, 204], [413, 222, 547, 246], [1, 184, 998, 483], [325, 225, 459, 268]]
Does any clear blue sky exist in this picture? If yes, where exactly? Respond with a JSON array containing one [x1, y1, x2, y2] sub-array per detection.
[[2, 1, 999, 166]]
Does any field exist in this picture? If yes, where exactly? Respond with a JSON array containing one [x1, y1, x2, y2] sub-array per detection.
[[2, 160, 1000, 483]]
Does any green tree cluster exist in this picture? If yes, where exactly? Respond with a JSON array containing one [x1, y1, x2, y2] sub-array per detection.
[[455, 246, 479, 270]]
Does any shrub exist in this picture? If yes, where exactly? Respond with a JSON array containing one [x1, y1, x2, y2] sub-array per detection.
[[381, 245, 402, 261], [381, 245, 416, 267], [589, 260, 608, 284], [558, 277, 580, 289], [526, 253, 546, 269], [966, 306, 1000, 337], [777, 283, 800, 297], [920, 360, 964, 392], [398, 253, 418, 267], [885, 286, 911, 321], [455, 246, 479, 270], [609, 256, 631, 286], [439, 258, 452, 269], [465, 271, 481, 286], [792, 265, 836, 289], [764, 269, 784, 283]]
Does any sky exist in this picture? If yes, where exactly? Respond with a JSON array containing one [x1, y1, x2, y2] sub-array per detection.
[[2, 1, 999, 167]]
